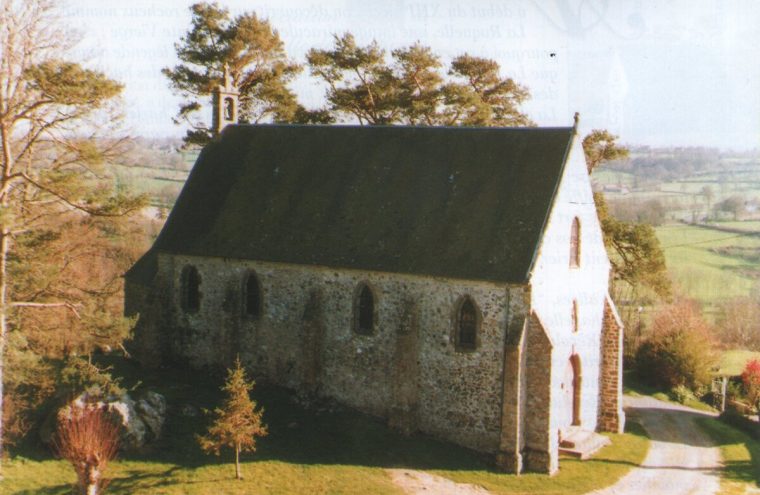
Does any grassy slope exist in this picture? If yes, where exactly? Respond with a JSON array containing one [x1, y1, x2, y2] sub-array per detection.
[[655, 224, 760, 304], [4, 358, 649, 495], [696, 418, 760, 495]]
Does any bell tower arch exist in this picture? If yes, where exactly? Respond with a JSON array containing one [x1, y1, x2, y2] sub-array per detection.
[[212, 64, 239, 135]]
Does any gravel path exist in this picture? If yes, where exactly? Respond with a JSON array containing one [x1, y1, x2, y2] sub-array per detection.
[[387, 468, 489, 495], [589, 395, 722, 495]]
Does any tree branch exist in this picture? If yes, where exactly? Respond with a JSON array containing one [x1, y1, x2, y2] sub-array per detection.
[[20, 172, 139, 217], [11, 301, 81, 318]]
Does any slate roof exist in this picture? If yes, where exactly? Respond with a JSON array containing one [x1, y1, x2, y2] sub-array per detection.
[[127, 124, 575, 285]]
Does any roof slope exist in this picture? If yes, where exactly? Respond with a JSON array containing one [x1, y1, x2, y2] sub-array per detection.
[[129, 124, 574, 284]]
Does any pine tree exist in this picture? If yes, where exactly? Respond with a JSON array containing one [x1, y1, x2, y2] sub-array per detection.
[[306, 34, 532, 126], [163, 2, 328, 146], [0, 0, 144, 466], [198, 358, 267, 480]]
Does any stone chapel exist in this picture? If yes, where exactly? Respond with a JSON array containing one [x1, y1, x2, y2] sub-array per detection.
[[125, 85, 624, 474]]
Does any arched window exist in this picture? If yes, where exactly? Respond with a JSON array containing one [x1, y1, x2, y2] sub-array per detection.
[[570, 355, 582, 426], [180, 265, 201, 313], [354, 283, 375, 335], [572, 300, 579, 333], [244, 271, 262, 318], [569, 217, 581, 268], [223, 96, 234, 120], [456, 296, 479, 350]]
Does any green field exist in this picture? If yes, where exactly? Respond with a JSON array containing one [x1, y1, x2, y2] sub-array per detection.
[[3, 359, 649, 495], [112, 162, 189, 209], [655, 224, 760, 304], [719, 350, 760, 376]]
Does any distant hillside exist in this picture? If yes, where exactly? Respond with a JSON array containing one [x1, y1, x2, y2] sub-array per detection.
[[110, 138, 196, 209], [593, 146, 760, 224]]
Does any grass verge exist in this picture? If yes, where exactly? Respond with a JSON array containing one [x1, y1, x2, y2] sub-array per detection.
[[623, 370, 716, 413], [4, 421, 649, 495], [434, 421, 649, 495], [697, 417, 760, 495], [4, 358, 650, 494]]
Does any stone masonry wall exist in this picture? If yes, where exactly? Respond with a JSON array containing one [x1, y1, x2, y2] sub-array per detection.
[[496, 288, 531, 474], [154, 253, 521, 453], [524, 313, 557, 474], [598, 295, 625, 433]]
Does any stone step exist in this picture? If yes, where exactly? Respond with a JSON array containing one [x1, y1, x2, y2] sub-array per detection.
[[559, 428, 611, 460]]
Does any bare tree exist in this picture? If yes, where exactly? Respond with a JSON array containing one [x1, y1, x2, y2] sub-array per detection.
[[52, 405, 120, 495], [717, 297, 760, 350], [0, 0, 142, 467]]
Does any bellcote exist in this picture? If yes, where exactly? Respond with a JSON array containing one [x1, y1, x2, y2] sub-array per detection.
[[212, 64, 240, 135]]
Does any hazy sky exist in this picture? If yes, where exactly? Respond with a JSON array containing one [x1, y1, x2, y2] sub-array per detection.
[[63, 0, 760, 150]]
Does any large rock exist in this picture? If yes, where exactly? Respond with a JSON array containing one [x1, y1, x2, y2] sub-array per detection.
[[42, 390, 167, 451], [134, 390, 167, 441]]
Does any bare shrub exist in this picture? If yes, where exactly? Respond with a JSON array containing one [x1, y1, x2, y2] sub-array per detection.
[[717, 297, 760, 350], [52, 405, 120, 495]]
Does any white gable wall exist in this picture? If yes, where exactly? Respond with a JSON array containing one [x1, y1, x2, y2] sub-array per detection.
[[528, 134, 611, 435]]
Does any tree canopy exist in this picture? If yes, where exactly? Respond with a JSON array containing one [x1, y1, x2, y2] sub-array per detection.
[[163, 2, 327, 146], [583, 129, 630, 173], [307, 33, 532, 126], [594, 192, 671, 299], [0, 0, 145, 459], [166, 4, 533, 140]]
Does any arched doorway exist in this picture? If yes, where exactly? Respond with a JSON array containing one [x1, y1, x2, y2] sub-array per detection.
[[561, 355, 582, 430]]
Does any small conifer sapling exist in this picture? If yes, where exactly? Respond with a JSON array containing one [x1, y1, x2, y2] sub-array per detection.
[[197, 358, 268, 480]]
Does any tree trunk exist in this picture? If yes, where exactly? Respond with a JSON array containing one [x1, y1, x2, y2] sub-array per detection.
[[0, 119, 14, 477], [75, 458, 102, 495], [235, 443, 241, 480], [84, 465, 100, 495], [0, 227, 8, 478]]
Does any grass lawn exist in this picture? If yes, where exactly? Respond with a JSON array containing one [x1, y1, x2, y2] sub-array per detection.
[[3, 358, 650, 495], [696, 417, 760, 495], [3, 425, 649, 495]]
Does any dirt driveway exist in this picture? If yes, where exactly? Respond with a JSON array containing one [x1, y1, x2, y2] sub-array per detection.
[[589, 395, 722, 495]]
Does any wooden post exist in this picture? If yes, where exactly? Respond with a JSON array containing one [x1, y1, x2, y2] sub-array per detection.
[[721, 376, 727, 413]]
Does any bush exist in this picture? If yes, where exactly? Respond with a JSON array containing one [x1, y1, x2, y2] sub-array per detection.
[[635, 299, 717, 392], [727, 379, 745, 402], [741, 359, 760, 412], [53, 405, 121, 495], [670, 384, 696, 404], [59, 357, 124, 399]]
